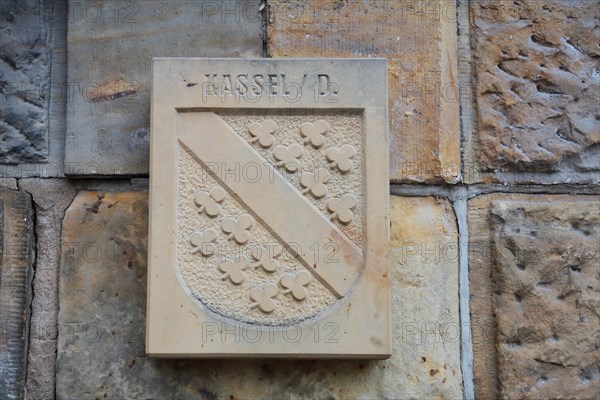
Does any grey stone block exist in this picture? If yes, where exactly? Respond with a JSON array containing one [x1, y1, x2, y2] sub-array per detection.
[[0, 0, 51, 163], [0, 0, 68, 178], [64, 0, 263, 176], [18, 178, 77, 400], [0, 188, 35, 400]]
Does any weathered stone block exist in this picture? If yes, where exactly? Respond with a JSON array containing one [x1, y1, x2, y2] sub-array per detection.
[[469, 194, 600, 399], [0, 0, 68, 178], [64, 0, 263, 176], [268, 0, 461, 183], [471, 0, 600, 175], [56, 192, 462, 398], [0, 0, 52, 163], [0, 189, 35, 400], [19, 178, 77, 400]]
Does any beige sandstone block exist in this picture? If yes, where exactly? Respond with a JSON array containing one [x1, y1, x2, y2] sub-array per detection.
[[56, 191, 463, 398], [268, 0, 461, 184], [467, 0, 600, 182], [390, 196, 463, 399], [469, 194, 600, 399]]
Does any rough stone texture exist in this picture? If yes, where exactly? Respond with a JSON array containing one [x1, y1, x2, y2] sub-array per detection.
[[390, 196, 463, 398], [0, 0, 68, 178], [56, 193, 462, 399], [471, 0, 600, 174], [0, 188, 35, 400], [268, 0, 461, 184], [0, 0, 51, 163], [0, 178, 18, 190], [492, 200, 600, 399], [469, 194, 600, 400], [65, 0, 263, 176], [19, 179, 77, 400]]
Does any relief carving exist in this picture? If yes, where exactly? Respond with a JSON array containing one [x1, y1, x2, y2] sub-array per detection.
[[248, 119, 278, 148], [178, 114, 364, 323], [327, 194, 358, 225], [272, 144, 304, 172], [249, 283, 279, 313], [190, 229, 218, 256], [300, 167, 330, 198], [219, 259, 248, 285], [194, 187, 226, 217], [221, 214, 254, 244], [299, 120, 330, 149], [280, 270, 312, 301], [326, 144, 357, 173]]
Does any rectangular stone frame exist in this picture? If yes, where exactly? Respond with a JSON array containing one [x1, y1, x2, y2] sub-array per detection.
[[147, 58, 390, 358]]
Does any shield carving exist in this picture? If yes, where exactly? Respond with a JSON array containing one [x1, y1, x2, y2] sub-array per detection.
[[148, 59, 390, 358]]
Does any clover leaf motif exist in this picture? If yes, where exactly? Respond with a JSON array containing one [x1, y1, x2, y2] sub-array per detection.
[[194, 187, 226, 218], [327, 193, 358, 224], [272, 144, 304, 173], [189, 228, 219, 256], [248, 119, 278, 148], [280, 270, 312, 301], [325, 144, 357, 173], [221, 214, 254, 244], [249, 283, 279, 313], [299, 120, 330, 148], [218, 258, 247, 285], [250, 244, 283, 273], [300, 167, 329, 198]]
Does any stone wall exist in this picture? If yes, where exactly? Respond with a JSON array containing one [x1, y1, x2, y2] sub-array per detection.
[[1, 1, 598, 399]]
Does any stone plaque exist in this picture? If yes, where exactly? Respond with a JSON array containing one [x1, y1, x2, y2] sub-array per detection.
[[147, 58, 390, 357]]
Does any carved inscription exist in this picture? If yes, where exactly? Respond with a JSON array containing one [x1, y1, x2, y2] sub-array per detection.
[[200, 73, 339, 103]]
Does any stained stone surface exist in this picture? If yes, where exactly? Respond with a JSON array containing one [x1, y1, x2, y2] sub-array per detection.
[[268, 0, 461, 184], [492, 200, 600, 399], [64, 0, 262, 176], [19, 178, 77, 400], [469, 194, 600, 400], [56, 191, 152, 399], [472, 0, 600, 173], [56, 193, 462, 399], [0, 0, 52, 163], [0, 189, 35, 400], [0, 0, 68, 178]]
